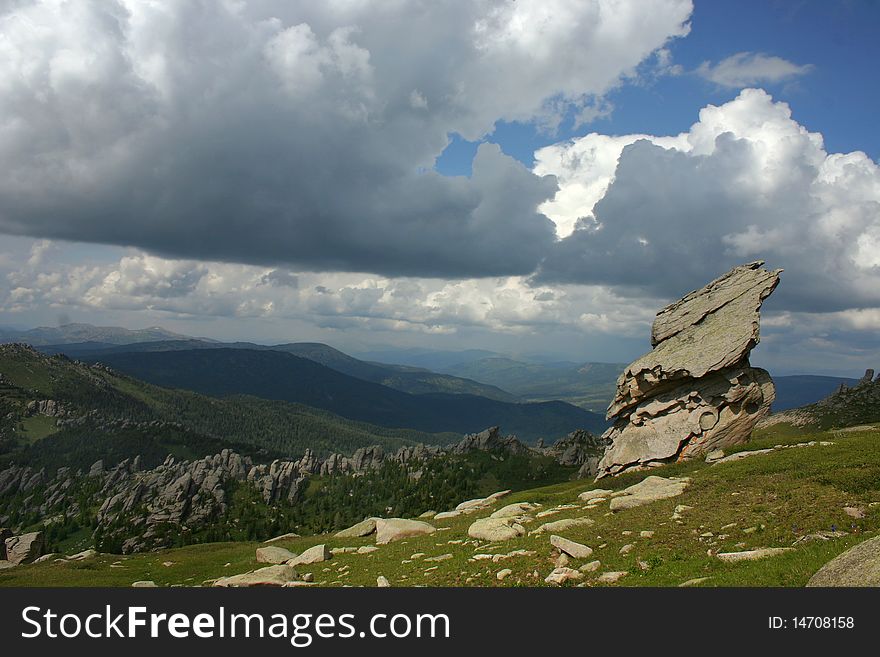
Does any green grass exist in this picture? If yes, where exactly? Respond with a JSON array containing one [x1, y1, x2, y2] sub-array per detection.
[[17, 415, 60, 443], [3, 425, 878, 588]]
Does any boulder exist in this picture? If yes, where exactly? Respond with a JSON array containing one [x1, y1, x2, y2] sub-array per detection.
[[377, 575, 390, 587], [609, 476, 690, 511], [4, 531, 44, 565], [544, 567, 583, 585], [550, 535, 593, 559], [132, 581, 158, 588], [490, 502, 540, 519], [335, 518, 378, 539], [807, 536, 880, 587], [597, 571, 628, 584], [287, 544, 331, 566], [716, 547, 793, 563], [468, 517, 526, 542], [533, 517, 594, 534], [598, 262, 781, 477], [375, 518, 436, 545], [256, 546, 297, 564], [214, 564, 301, 587], [578, 489, 613, 502]]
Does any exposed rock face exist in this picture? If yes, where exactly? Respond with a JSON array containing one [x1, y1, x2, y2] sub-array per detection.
[[4, 531, 44, 565], [598, 262, 781, 477]]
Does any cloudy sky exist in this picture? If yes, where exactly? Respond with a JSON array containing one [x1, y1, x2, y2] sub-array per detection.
[[1, 0, 878, 375]]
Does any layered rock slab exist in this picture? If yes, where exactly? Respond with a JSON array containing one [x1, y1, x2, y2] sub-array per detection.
[[598, 262, 781, 477]]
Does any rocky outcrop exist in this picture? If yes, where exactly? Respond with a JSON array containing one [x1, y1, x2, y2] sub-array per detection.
[[807, 536, 880, 587], [597, 262, 781, 477], [4, 531, 44, 565]]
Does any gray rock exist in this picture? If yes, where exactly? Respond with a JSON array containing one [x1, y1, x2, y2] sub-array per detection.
[[214, 564, 301, 587], [716, 547, 793, 562], [468, 517, 526, 542], [256, 546, 297, 564], [4, 531, 44, 565], [550, 535, 593, 559], [335, 518, 378, 538], [609, 476, 690, 511], [544, 567, 583, 585], [807, 536, 880, 587], [375, 518, 436, 545], [598, 262, 781, 477], [287, 544, 331, 566]]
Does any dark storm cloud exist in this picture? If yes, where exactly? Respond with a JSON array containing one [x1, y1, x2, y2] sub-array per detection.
[[0, 0, 693, 278]]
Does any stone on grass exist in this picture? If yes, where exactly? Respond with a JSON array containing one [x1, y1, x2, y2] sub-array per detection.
[[579, 560, 601, 573], [496, 569, 512, 581], [264, 532, 299, 543], [256, 546, 296, 564], [375, 518, 436, 544], [288, 544, 331, 566], [377, 575, 390, 587], [609, 476, 690, 512], [468, 517, 525, 542], [807, 536, 880, 587], [550, 535, 593, 559], [597, 571, 628, 584], [533, 517, 594, 534], [357, 546, 379, 554], [335, 518, 378, 539], [132, 580, 158, 588], [490, 502, 540, 519], [214, 564, 300, 587], [578, 489, 614, 502], [716, 547, 793, 562], [544, 567, 583, 585]]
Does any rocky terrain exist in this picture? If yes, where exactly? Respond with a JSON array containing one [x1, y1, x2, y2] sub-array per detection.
[[760, 367, 880, 430], [0, 426, 603, 557], [598, 261, 780, 477]]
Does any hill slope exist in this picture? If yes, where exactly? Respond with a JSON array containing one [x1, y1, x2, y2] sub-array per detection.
[[86, 349, 605, 441], [39, 339, 518, 402], [0, 344, 456, 470]]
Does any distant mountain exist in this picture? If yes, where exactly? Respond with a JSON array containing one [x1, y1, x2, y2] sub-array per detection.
[[441, 357, 625, 413], [88, 348, 606, 440], [38, 339, 517, 402], [353, 347, 505, 371], [0, 323, 199, 346], [771, 375, 859, 412], [0, 344, 453, 470]]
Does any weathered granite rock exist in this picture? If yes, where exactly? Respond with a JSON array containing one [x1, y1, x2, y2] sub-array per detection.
[[375, 518, 436, 545], [256, 546, 297, 564], [550, 535, 593, 559], [544, 567, 583, 585], [4, 531, 44, 565], [598, 262, 781, 477], [287, 544, 331, 566], [335, 518, 378, 539], [533, 517, 594, 534], [468, 517, 526, 542], [715, 547, 793, 562], [214, 564, 301, 587], [807, 536, 880, 587], [490, 502, 540, 519], [609, 476, 690, 511]]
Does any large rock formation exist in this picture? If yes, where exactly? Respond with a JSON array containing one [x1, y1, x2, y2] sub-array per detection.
[[597, 261, 781, 477]]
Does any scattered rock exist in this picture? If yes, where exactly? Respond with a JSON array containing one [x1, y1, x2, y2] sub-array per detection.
[[578, 489, 614, 502], [357, 546, 379, 554], [716, 547, 794, 562], [640, 531, 655, 538], [424, 553, 453, 562], [288, 544, 331, 566], [619, 544, 634, 555], [335, 518, 378, 539], [550, 535, 593, 559], [609, 476, 690, 511], [843, 506, 866, 519], [256, 546, 297, 564], [544, 567, 583, 585], [468, 517, 526, 542], [679, 577, 709, 587], [214, 564, 301, 587], [377, 575, 390, 587], [579, 560, 601, 573], [533, 517, 594, 534], [490, 502, 540, 519], [375, 518, 436, 544], [67, 549, 97, 561], [597, 571, 628, 584], [132, 580, 158, 588], [433, 511, 463, 520], [496, 568, 512, 581]]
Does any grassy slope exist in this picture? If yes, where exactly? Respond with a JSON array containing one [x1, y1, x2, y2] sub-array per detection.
[[4, 424, 878, 587]]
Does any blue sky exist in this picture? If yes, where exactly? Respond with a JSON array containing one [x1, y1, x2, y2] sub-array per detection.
[[437, 0, 880, 175]]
